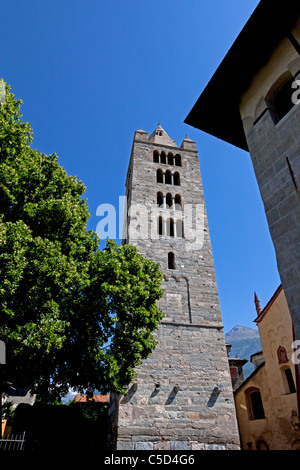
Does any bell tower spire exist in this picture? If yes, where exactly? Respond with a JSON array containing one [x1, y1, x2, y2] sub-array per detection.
[[254, 291, 262, 316]]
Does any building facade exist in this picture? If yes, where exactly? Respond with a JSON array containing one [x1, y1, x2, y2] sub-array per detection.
[[185, 0, 300, 351], [108, 125, 240, 450], [226, 344, 247, 392], [234, 286, 300, 450]]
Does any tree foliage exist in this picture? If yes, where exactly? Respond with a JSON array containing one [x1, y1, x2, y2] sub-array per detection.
[[0, 82, 164, 401]]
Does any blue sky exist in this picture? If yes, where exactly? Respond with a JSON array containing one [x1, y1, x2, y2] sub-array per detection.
[[1, 0, 280, 333]]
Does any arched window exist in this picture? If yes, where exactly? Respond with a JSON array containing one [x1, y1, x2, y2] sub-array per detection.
[[157, 192, 163, 207], [157, 169, 163, 183], [160, 151, 166, 164], [166, 218, 174, 237], [168, 252, 175, 270], [174, 194, 182, 210], [173, 172, 180, 186], [175, 154, 181, 166], [245, 387, 265, 420], [273, 76, 296, 122], [265, 72, 296, 124], [250, 391, 265, 419], [165, 170, 172, 185], [285, 368, 296, 394], [281, 366, 296, 394], [158, 216, 163, 236], [166, 193, 172, 209], [176, 219, 184, 238], [153, 150, 159, 163], [168, 153, 174, 165]]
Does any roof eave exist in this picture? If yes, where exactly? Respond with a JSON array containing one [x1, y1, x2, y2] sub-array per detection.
[[185, 0, 300, 151]]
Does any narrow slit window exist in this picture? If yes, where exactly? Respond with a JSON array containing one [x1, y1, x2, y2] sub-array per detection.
[[286, 157, 298, 192], [285, 368, 296, 394], [168, 252, 175, 270], [167, 218, 174, 237], [158, 216, 163, 235]]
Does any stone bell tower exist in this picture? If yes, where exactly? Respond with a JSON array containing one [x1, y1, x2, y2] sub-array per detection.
[[108, 125, 240, 450]]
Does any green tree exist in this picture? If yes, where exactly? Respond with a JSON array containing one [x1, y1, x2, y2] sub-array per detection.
[[0, 82, 164, 402]]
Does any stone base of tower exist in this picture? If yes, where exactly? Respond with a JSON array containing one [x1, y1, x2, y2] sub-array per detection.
[[107, 322, 241, 451], [112, 440, 240, 451]]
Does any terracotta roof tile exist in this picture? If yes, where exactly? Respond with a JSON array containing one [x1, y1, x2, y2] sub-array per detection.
[[75, 394, 110, 403]]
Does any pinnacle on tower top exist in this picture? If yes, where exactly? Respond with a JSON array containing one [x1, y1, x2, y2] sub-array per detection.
[[148, 124, 177, 147], [134, 124, 197, 151], [254, 292, 262, 315], [180, 133, 197, 151]]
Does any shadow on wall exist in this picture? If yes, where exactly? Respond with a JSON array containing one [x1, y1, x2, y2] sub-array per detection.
[[207, 386, 222, 408]]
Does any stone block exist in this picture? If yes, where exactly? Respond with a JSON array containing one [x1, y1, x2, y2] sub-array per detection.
[[135, 442, 154, 450], [191, 442, 205, 450], [116, 441, 134, 450], [154, 440, 171, 450], [204, 443, 226, 450], [170, 441, 191, 450]]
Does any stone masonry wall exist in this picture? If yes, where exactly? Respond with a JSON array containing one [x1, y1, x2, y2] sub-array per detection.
[[245, 91, 300, 342]]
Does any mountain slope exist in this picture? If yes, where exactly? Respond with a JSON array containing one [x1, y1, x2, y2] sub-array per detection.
[[225, 325, 262, 378]]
